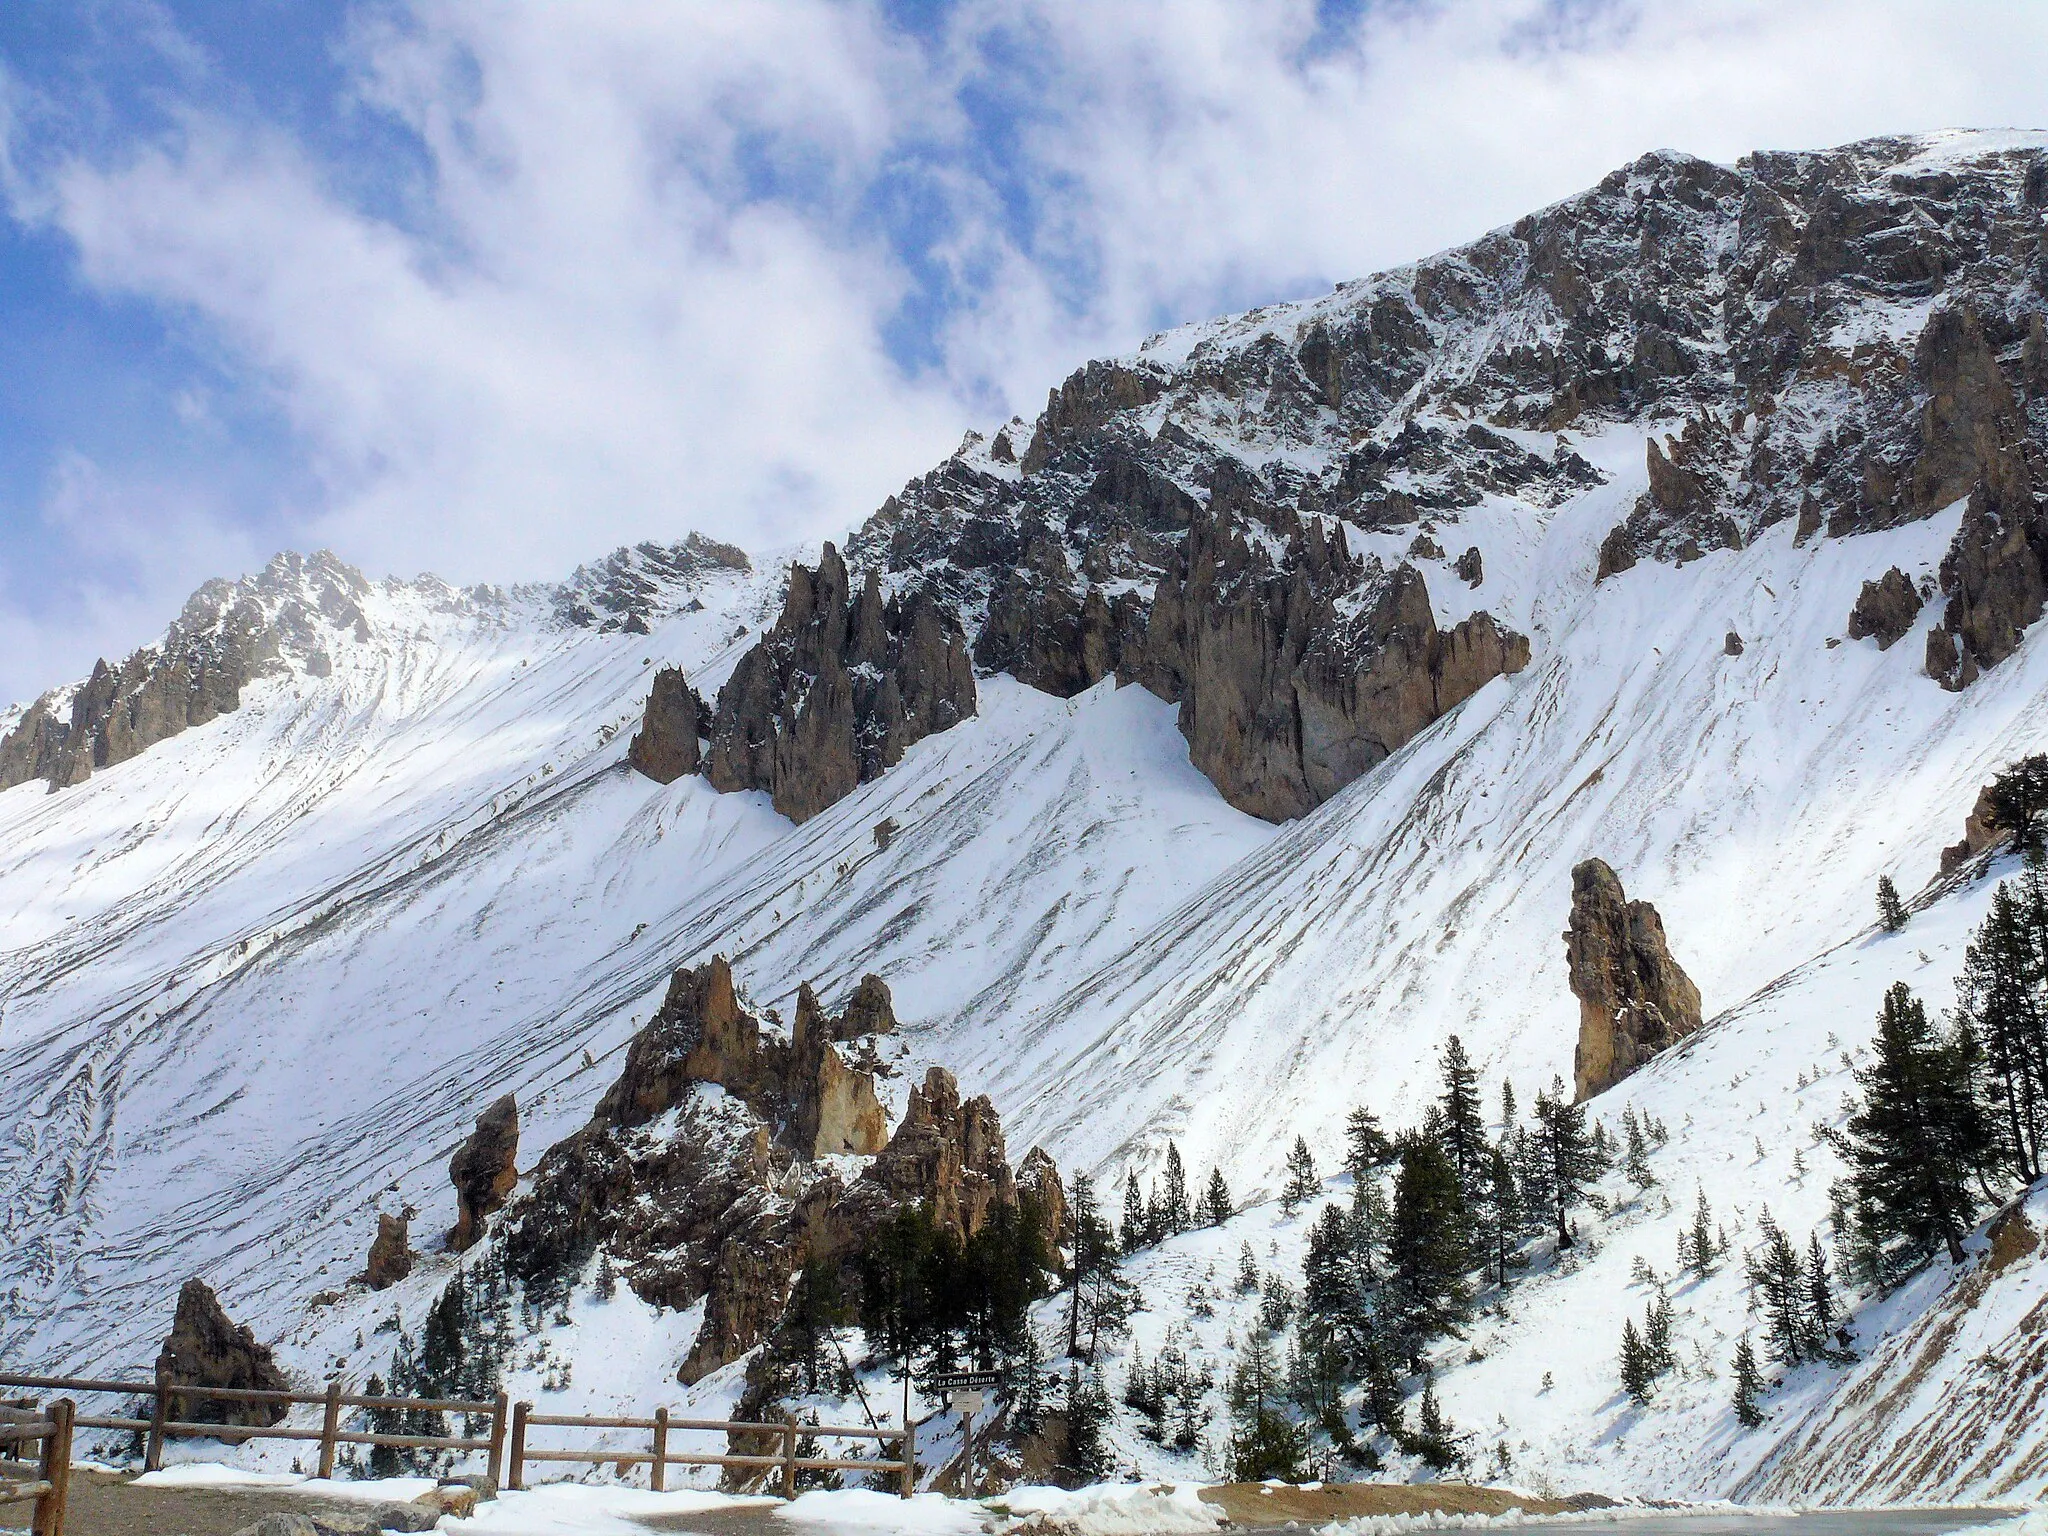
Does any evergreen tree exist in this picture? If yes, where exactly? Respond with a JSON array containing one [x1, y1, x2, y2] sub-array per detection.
[[1955, 878, 2048, 1185], [1438, 1035, 1486, 1189], [1988, 754, 2048, 860], [784, 1259, 847, 1394], [1476, 1142, 1530, 1289], [1281, 1136, 1320, 1214], [1203, 1167, 1234, 1226], [1731, 1335, 1765, 1428], [1361, 1342, 1406, 1439], [1876, 875, 1908, 932], [1122, 1171, 1148, 1254], [1344, 1106, 1397, 1184], [1645, 1292, 1675, 1375], [1532, 1077, 1608, 1249], [1302, 1203, 1356, 1326], [1840, 983, 1991, 1272], [1745, 1210, 1810, 1368], [1388, 1133, 1471, 1362], [1412, 1373, 1464, 1471], [1065, 1173, 1117, 1358], [1623, 1107, 1656, 1190], [1161, 1143, 1192, 1236], [1060, 1366, 1114, 1481], [1286, 1314, 1349, 1425], [858, 1206, 945, 1368], [1236, 1240, 1261, 1295], [1619, 1317, 1655, 1405], [1500, 1079, 1518, 1132], [1012, 1327, 1048, 1437], [1804, 1231, 1838, 1357], [1227, 1330, 1307, 1481], [1686, 1186, 1717, 1279]]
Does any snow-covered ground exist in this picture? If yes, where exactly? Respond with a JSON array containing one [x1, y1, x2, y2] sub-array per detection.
[[6, 419, 2048, 1502]]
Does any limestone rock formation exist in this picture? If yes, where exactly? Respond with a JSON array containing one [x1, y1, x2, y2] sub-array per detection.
[[363, 1213, 414, 1290], [1129, 503, 1530, 821], [704, 544, 975, 822], [1566, 859, 1704, 1100], [973, 536, 1144, 697], [1848, 567, 1924, 649], [627, 667, 704, 783], [448, 1095, 519, 1252], [1924, 484, 2048, 689], [859, 1067, 1016, 1242], [1454, 546, 1484, 587], [1016, 1145, 1070, 1249], [155, 1278, 289, 1427], [1940, 778, 2013, 875]]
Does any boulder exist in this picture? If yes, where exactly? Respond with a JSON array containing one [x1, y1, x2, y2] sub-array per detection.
[[1566, 859, 1703, 1100], [1454, 546, 1484, 587], [1848, 567, 1923, 649], [155, 1278, 290, 1427], [704, 545, 975, 822], [627, 666, 703, 783], [363, 1213, 414, 1290], [1724, 631, 1745, 656], [448, 1095, 519, 1251]]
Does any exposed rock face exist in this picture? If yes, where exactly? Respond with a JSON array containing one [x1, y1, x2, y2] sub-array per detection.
[[1454, 546, 1484, 587], [1566, 859, 1704, 1100], [1924, 483, 2048, 689], [973, 535, 1145, 697], [155, 1278, 289, 1427], [363, 1213, 414, 1290], [627, 667, 704, 783], [1129, 503, 1530, 821], [1848, 566, 1925, 648], [597, 957, 891, 1160], [448, 1095, 520, 1252], [501, 960, 1036, 1386], [0, 551, 370, 793], [1940, 779, 2011, 874], [553, 534, 750, 632], [704, 544, 976, 822], [1016, 1145, 1070, 1249]]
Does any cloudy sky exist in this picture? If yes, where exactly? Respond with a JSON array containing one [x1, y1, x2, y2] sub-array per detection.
[[1, 0, 2044, 702]]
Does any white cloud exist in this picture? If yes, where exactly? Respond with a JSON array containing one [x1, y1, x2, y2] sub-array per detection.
[[3, 0, 2046, 702]]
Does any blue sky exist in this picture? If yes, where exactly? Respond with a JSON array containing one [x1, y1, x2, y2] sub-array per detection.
[[2, 0, 2045, 703]]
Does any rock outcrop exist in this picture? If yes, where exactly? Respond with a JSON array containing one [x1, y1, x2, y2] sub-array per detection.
[[704, 544, 976, 822], [501, 957, 1041, 1386], [155, 1278, 289, 1427], [363, 1213, 414, 1290], [1566, 859, 1704, 1100], [1848, 567, 1924, 649], [627, 667, 705, 783], [1924, 484, 2048, 689], [1129, 504, 1530, 821], [1016, 1145, 1070, 1249], [448, 1095, 519, 1252]]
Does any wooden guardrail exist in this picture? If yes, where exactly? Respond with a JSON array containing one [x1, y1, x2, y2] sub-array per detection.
[[506, 1403, 915, 1498], [0, 1371, 506, 1483], [0, 1398, 74, 1536]]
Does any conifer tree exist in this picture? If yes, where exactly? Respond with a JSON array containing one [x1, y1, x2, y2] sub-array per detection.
[[1361, 1342, 1406, 1438], [1281, 1136, 1320, 1214], [1804, 1232, 1837, 1356], [1476, 1142, 1529, 1288], [1388, 1132, 1471, 1361], [1645, 1292, 1675, 1375], [1876, 875, 1908, 932], [1619, 1317, 1655, 1405], [1687, 1186, 1717, 1279], [1988, 754, 2048, 860], [1061, 1365, 1114, 1481], [1746, 1210, 1810, 1367], [1840, 982, 1990, 1271], [1344, 1106, 1397, 1184], [1122, 1171, 1148, 1254], [1500, 1079, 1518, 1131], [1955, 878, 2048, 1185], [1065, 1174, 1127, 1359], [1236, 1240, 1261, 1296], [1623, 1107, 1656, 1190], [1203, 1166, 1234, 1226], [1438, 1035, 1486, 1189], [1227, 1329, 1307, 1481], [1302, 1203, 1355, 1326], [1162, 1143, 1192, 1235], [1412, 1373, 1463, 1471], [1731, 1335, 1765, 1427], [1532, 1077, 1607, 1249]]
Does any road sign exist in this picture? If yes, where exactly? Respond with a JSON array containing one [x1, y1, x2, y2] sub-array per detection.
[[930, 1370, 1002, 1393], [946, 1390, 984, 1414]]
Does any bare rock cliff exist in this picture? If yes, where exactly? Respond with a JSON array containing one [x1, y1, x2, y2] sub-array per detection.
[[627, 666, 705, 783], [448, 1094, 520, 1252], [1566, 858, 1704, 1100], [155, 1278, 290, 1427]]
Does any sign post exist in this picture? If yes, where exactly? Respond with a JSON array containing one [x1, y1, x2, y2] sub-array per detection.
[[929, 1370, 1001, 1497]]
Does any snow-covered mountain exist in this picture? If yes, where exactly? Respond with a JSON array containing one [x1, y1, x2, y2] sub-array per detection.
[[5, 129, 2048, 1504]]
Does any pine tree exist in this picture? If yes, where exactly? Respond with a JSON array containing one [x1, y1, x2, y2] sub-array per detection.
[[1361, 1342, 1406, 1438], [1955, 878, 2048, 1185], [1061, 1365, 1114, 1481], [1065, 1174, 1125, 1359], [1122, 1171, 1148, 1254], [1203, 1166, 1234, 1226], [784, 1259, 846, 1393], [1988, 754, 2048, 860], [1645, 1292, 1675, 1374], [1687, 1186, 1716, 1279], [1236, 1240, 1261, 1296], [1500, 1079, 1518, 1131], [1281, 1136, 1320, 1214], [1731, 1335, 1765, 1428], [1161, 1143, 1192, 1236], [1623, 1106, 1656, 1190], [1388, 1132, 1471, 1361], [1745, 1210, 1809, 1368], [1840, 982, 1991, 1272], [1804, 1232, 1838, 1357], [1227, 1329, 1307, 1481], [1476, 1142, 1529, 1288], [1302, 1203, 1355, 1326], [1619, 1317, 1655, 1405], [1876, 875, 1908, 932], [1532, 1077, 1607, 1249], [1438, 1035, 1486, 1189], [1345, 1106, 1397, 1184], [1412, 1373, 1463, 1471]]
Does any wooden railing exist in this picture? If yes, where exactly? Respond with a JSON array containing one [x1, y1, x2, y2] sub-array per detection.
[[0, 1371, 506, 1482], [0, 1371, 917, 1500], [0, 1398, 74, 1536], [507, 1403, 914, 1498]]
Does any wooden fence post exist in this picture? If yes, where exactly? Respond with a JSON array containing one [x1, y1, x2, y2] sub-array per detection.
[[899, 1414, 915, 1499], [317, 1381, 342, 1481], [487, 1391, 509, 1489], [507, 1401, 530, 1491], [779, 1413, 797, 1500], [649, 1408, 668, 1494], [34, 1397, 73, 1536], [144, 1366, 169, 1473]]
